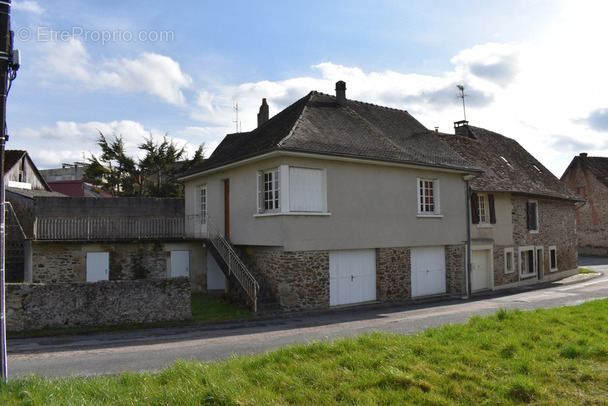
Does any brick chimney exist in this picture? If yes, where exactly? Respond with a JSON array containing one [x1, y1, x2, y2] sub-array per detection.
[[257, 98, 269, 127], [335, 81, 346, 106], [454, 120, 475, 138], [580, 152, 588, 158]]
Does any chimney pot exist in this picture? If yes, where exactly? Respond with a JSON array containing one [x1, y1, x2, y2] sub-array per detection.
[[580, 152, 588, 158], [335, 81, 346, 106], [257, 98, 269, 127]]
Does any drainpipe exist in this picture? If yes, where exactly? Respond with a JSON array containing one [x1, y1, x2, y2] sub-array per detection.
[[462, 173, 482, 297]]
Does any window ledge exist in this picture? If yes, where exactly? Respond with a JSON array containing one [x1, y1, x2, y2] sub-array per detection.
[[520, 272, 536, 279], [476, 223, 492, 228], [549, 268, 558, 273], [254, 212, 331, 218], [529, 230, 539, 234], [417, 214, 444, 218]]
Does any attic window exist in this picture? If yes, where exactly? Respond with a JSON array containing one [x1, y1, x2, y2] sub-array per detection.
[[533, 165, 541, 173]]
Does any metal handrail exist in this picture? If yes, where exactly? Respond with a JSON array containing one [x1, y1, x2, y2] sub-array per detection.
[[205, 217, 259, 312]]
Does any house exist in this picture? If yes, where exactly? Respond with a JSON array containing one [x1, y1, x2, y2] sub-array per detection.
[[438, 123, 583, 291], [560, 153, 608, 255], [180, 82, 583, 312], [179, 82, 486, 312]]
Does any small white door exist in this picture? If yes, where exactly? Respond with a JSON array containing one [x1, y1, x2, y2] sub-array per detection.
[[411, 246, 446, 297], [170, 251, 190, 278], [330, 249, 376, 306], [195, 186, 208, 237], [86, 252, 109, 282], [471, 249, 491, 291], [207, 253, 227, 290]]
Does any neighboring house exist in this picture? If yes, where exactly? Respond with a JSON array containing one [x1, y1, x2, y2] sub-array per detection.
[[179, 82, 485, 312], [561, 153, 607, 255], [438, 123, 583, 292], [47, 179, 111, 197], [39, 162, 86, 181]]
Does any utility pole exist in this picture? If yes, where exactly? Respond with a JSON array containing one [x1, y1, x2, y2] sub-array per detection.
[[0, 0, 12, 382]]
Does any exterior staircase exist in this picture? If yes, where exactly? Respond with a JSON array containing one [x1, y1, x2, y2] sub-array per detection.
[[204, 218, 280, 313]]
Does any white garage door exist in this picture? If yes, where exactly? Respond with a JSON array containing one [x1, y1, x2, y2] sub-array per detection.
[[330, 249, 376, 306], [411, 246, 446, 297]]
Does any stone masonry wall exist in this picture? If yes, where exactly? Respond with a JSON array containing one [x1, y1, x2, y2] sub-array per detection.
[[7, 277, 191, 331], [242, 248, 330, 312], [505, 196, 578, 285], [376, 247, 410, 301], [32, 242, 169, 283], [445, 244, 466, 296]]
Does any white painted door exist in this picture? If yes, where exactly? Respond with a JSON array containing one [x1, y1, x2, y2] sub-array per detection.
[[411, 246, 446, 297], [471, 249, 490, 291], [86, 252, 109, 282], [195, 186, 208, 237], [329, 249, 376, 306], [170, 251, 190, 278], [207, 253, 227, 290]]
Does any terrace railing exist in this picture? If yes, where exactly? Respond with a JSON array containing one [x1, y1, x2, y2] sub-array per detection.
[[33, 217, 185, 240]]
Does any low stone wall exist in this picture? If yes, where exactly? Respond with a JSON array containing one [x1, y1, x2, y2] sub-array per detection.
[[6, 277, 191, 332]]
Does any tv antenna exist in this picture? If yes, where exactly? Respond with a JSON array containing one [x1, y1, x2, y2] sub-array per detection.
[[456, 84, 467, 121], [233, 102, 241, 133]]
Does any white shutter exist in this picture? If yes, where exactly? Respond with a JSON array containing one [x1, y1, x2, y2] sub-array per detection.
[[289, 167, 323, 212]]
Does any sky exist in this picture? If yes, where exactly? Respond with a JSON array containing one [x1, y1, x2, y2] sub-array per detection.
[[6, 0, 608, 176]]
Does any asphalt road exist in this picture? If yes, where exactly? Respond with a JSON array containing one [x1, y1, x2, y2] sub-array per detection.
[[7, 257, 608, 380]]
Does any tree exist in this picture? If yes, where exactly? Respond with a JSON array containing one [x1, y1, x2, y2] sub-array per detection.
[[83, 131, 205, 198]]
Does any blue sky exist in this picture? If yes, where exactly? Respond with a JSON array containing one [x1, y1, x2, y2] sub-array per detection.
[[7, 1, 608, 176]]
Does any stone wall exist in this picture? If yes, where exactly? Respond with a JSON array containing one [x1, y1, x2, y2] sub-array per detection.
[[445, 244, 466, 295], [32, 242, 169, 283], [33, 197, 184, 219], [376, 247, 410, 302], [242, 247, 330, 312], [6, 278, 191, 331]]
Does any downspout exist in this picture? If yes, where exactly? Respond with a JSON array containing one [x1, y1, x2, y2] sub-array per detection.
[[463, 173, 482, 297]]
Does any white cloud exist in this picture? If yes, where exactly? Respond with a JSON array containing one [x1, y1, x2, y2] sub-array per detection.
[[38, 39, 192, 106], [13, 1, 44, 15]]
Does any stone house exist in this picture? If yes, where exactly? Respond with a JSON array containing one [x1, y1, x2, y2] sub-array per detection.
[[439, 123, 583, 292], [560, 153, 608, 255]]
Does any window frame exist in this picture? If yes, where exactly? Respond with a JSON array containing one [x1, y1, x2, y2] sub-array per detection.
[[256, 165, 330, 217], [527, 199, 539, 233], [259, 168, 280, 213], [549, 246, 558, 272], [417, 178, 441, 217], [504, 247, 514, 274], [518, 246, 536, 278]]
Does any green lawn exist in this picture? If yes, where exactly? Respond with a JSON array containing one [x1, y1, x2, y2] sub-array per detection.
[[2, 299, 607, 405]]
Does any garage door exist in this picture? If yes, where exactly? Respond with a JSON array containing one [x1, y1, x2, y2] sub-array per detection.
[[330, 249, 376, 306], [411, 246, 446, 297]]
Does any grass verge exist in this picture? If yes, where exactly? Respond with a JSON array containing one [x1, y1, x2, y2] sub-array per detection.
[[2, 299, 607, 405], [579, 267, 598, 274], [7, 293, 251, 338]]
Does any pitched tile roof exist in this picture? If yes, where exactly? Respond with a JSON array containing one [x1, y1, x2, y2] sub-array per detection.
[[182, 91, 480, 177], [438, 126, 583, 202], [563, 154, 608, 189]]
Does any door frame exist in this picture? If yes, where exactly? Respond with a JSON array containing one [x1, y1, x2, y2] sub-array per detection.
[[470, 245, 493, 292], [223, 179, 230, 240]]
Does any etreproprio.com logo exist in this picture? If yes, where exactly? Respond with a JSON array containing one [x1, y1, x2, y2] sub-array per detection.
[[15, 26, 175, 45]]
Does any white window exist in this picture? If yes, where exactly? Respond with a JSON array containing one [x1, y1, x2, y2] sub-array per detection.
[[257, 166, 327, 215], [417, 178, 440, 215], [260, 168, 280, 212], [549, 246, 558, 271], [527, 200, 539, 233], [478, 194, 488, 224], [504, 248, 514, 274], [519, 246, 535, 277]]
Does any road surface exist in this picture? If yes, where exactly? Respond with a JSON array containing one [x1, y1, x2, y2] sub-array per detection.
[[7, 259, 608, 379]]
